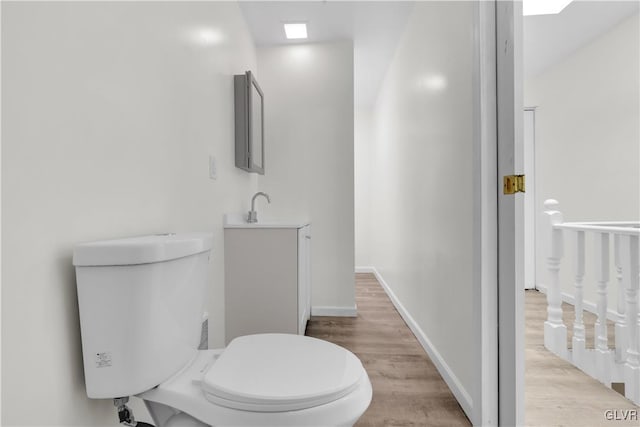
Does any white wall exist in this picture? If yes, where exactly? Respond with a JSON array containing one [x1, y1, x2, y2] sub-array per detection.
[[355, 107, 373, 268], [526, 14, 640, 305], [2, 2, 258, 425], [256, 41, 356, 314], [365, 1, 475, 416]]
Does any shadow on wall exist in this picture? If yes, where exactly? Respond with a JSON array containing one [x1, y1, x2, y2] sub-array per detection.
[[58, 255, 86, 390]]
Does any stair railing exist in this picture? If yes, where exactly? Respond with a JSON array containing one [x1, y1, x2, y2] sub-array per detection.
[[542, 199, 639, 405]]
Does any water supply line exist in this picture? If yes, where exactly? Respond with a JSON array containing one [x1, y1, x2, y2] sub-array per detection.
[[114, 397, 154, 427]]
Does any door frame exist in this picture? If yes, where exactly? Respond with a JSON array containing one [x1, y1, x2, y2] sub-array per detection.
[[473, 0, 526, 424], [453, 1, 526, 424], [496, 1, 525, 425], [472, 0, 499, 425]]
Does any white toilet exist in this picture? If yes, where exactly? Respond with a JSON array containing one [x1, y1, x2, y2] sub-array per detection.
[[73, 232, 372, 427]]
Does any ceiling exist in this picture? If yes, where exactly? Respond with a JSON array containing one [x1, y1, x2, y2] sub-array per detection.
[[523, 0, 639, 79], [239, 1, 639, 107], [239, 1, 413, 108]]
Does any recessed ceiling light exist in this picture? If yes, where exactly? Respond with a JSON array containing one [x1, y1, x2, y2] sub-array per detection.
[[523, 0, 573, 16], [284, 23, 308, 40]]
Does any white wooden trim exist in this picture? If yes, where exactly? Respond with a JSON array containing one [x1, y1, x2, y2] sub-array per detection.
[[371, 267, 474, 419], [311, 305, 357, 317], [472, 0, 499, 424], [496, 0, 525, 425], [354, 266, 375, 273], [523, 108, 537, 290], [535, 284, 624, 323], [0, 4, 4, 423]]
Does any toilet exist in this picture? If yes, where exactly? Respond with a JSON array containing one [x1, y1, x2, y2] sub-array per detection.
[[73, 232, 372, 427]]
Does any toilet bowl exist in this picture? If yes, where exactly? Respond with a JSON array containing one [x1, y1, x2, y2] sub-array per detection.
[[140, 334, 372, 427], [73, 233, 372, 427]]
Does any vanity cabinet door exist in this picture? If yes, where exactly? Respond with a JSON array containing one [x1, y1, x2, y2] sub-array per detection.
[[224, 228, 298, 344], [224, 225, 311, 344]]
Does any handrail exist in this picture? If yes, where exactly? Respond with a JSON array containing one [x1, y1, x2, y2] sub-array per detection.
[[554, 222, 640, 235]]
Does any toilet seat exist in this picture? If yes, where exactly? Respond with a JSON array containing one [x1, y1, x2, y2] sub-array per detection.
[[201, 334, 364, 412], [138, 334, 372, 426]]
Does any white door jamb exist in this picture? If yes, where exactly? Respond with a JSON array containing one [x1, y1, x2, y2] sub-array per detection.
[[472, 0, 499, 425], [497, 0, 525, 425]]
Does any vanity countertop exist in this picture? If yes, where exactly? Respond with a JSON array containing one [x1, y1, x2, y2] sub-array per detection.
[[223, 214, 310, 229]]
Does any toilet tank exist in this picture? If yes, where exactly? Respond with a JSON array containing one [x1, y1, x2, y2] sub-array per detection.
[[73, 233, 213, 399]]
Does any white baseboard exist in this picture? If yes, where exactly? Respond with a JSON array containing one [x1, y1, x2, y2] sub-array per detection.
[[355, 266, 375, 273], [370, 267, 473, 419], [536, 284, 623, 323], [311, 305, 358, 317]]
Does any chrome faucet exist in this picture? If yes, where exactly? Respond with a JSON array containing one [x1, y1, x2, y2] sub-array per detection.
[[248, 192, 271, 223]]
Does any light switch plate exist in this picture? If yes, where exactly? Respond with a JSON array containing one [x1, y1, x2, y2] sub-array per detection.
[[209, 155, 217, 180]]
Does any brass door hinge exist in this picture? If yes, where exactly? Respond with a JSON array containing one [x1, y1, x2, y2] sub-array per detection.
[[503, 175, 525, 195]]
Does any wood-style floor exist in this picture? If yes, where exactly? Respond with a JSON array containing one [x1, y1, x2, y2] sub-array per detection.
[[307, 275, 639, 426], [525, 290, 639, 427], [306, 273, 470, 426]]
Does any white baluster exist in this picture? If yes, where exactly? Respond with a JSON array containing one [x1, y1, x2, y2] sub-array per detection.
[[594, 232, 612, 386], [614, 234, 628, 363], [543, 199, 567, 359], [572, 230, 586, 370], [622, 234, 640, 405]]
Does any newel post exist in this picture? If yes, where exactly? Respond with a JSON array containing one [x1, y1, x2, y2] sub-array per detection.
[[543, 199, 568, 359]]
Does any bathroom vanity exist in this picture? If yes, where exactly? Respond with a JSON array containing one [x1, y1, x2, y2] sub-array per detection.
[[224, 219, 311, 344]]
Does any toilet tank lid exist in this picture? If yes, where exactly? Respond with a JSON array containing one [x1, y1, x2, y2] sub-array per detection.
[[73, 233, 213, 266]]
